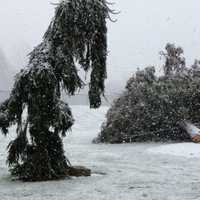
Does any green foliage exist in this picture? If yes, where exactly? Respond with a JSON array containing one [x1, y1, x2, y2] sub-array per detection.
[[44, 0, 110, 105], [0, 0, 111, 181]]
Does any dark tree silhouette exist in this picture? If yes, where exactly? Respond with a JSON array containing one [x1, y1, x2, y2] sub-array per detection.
[[0, 0, 112, 181]]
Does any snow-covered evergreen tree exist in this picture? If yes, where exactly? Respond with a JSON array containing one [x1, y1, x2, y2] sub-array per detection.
[[0, 0, 112, 181], [160, 43, 186, 76], [95, 44, 200, 143]]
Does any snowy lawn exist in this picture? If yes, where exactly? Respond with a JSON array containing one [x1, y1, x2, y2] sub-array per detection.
[[148, 143, 200, 159], [0, 106, 200, 200]]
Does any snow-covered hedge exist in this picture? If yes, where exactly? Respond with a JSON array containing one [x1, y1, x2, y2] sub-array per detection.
[[95, 44, 200, 143]]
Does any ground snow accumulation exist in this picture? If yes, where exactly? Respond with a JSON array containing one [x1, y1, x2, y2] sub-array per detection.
[[0, 106, 200, 200], [148, 143, 200, 158]]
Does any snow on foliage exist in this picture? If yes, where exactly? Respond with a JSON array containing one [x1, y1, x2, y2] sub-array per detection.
[[0, 0, 111, 181], [95, 44, 200, 143]]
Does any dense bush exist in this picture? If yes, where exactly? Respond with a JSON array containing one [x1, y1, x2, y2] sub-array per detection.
[[95, 44, 200, 143]]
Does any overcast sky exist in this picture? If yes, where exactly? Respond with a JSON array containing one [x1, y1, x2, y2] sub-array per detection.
[[0, 0, 200, 91]]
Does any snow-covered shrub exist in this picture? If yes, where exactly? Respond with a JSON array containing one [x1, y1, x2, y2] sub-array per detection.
[[95, 44, 200, 143]]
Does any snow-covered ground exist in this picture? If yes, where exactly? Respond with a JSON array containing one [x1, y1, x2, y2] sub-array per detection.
[[1, 106, 200, 200], [148, 143, 200, 159]]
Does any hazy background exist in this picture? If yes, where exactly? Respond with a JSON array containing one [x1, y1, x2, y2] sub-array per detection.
[[0, 0, 200, 94]]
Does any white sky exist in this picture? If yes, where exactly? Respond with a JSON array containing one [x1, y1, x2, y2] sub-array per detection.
[[0, 0, 200, 91]]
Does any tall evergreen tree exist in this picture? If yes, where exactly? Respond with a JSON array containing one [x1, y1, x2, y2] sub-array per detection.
[[0, 0, 112, 181]]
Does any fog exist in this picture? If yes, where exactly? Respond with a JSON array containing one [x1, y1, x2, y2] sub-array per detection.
[[0, 0, 200, 92]]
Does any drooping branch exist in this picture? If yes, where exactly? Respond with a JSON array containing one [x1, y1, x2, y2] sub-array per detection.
[[0, 0, 112, 181], [44, 0, 111, 107]]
